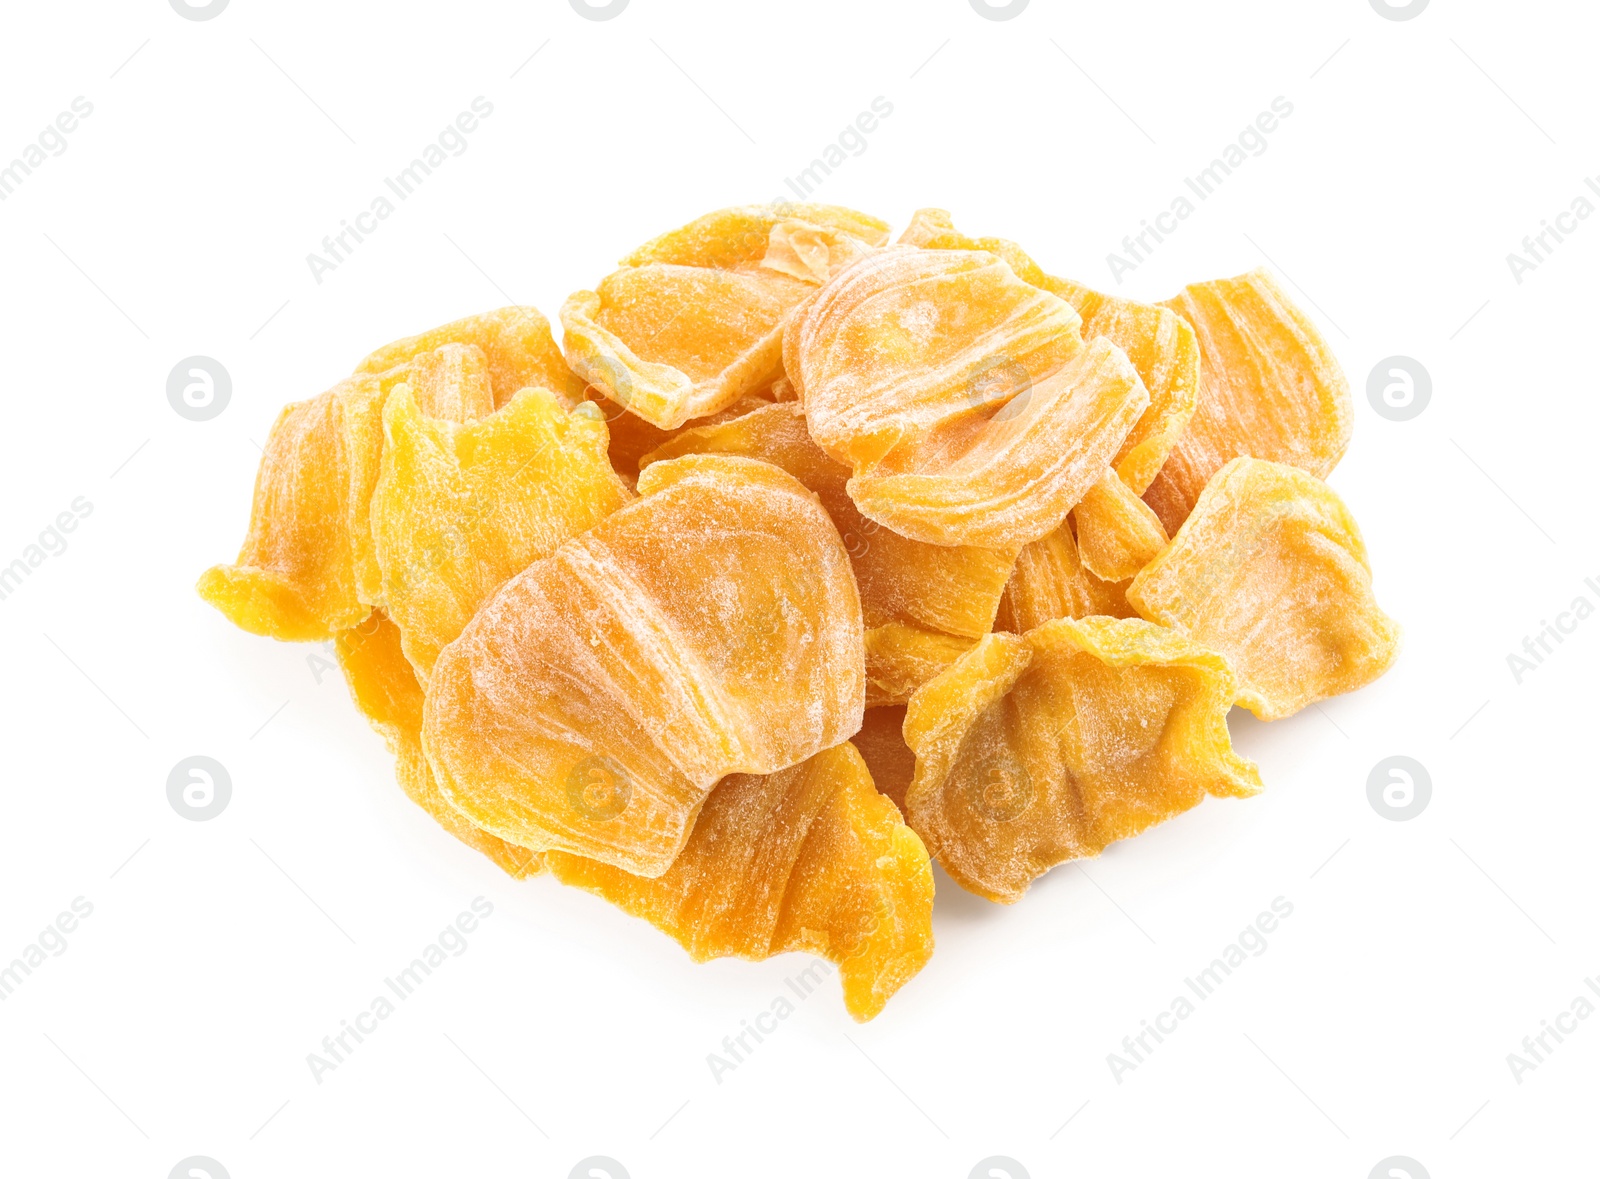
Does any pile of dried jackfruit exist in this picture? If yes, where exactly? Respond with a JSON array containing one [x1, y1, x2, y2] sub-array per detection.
[[199, 205, 1398, 1020]]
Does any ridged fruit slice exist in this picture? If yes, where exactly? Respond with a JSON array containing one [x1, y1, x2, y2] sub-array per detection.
[[903, 618, 1262, 903], [865, 622, 977, 709], [995, 520, 1134, 633], [370, 387, 629, 682], [1070, 470, 1169, 582], [354, 306, 585, 410], [1144, 269, 1352, 533], [1127, 458, 1400, 720], [423, 455, 865, 876], [546, 741, 933, 1022]]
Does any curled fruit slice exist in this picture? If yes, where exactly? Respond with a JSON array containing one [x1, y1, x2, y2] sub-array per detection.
[[1144, 269, 1353, 533], [893, 211, 1199, 494], [865, 622, 977, 709], [1127, 457, 1400, 720], [335, 610, 542, 878], [371, 387, 629, 681], [423, 454, 865, 876], [198, 374, 386, 640], [562, 267, 810, 430], [354, 306, 585, 411], [903, 618, 1262, 903], [622, 204, 890, 270], [642, 401, 1015, 639], [1070, 470, 1169, 582], [546, 741, 933, 1022], [995, 520, 1134, 634]]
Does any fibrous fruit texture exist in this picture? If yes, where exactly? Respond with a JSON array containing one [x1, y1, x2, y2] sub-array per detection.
[[199, 204, 1395, 1019]]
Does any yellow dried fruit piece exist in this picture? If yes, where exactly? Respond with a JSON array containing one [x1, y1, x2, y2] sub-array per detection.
[[336, 610, 543, 878], [865, 622, 977, 709], [562, 265, 812, 430], [790, 248, 1149, 548], [545, 741, 933, 1022], [623, 204, 890, 270], [423, 454, 866, 877], [401, 343, 495, 422], [1070, 470, 1169, 582], [370, 387, 629, 681], [354, 306, 585, 411], [894, 210, 1199, 494], [1127, 457, 1400, 720], [198, 375, 386, 641], [1144, 269, 1353, 533], [643, 401, 1015, 639], [903, 618, 1262, 903], [852, 706, 915, 814], [995, 521, 1134, 634], [595, 388, 783, 486]]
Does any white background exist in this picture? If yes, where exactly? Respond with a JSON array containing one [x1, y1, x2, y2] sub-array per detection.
[[0, 1, 1596, 1176]]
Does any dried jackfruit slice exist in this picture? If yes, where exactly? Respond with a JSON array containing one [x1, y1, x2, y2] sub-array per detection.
[[370, 387, 629, 681], [865, 622, 977, 709], [1070, 470, 1169, 582], [790, 248, 1148, 548], [423, 454, 865, 876], [562, 265, 812, 430], [846, 336, 1149, 549], [623, 204, 890, 270], [1127, 458, 1400, 721], [1144, 269, 1353, 533], [995, 520, 1134, 633], [354, 306, 585, 411], [198, 374, 386, 641], [903, 618, 1262, 903], [401, 343, 495, 422], [642, 401, 1015, 639], [545, 741, 933, 1021], [595, 388, 783, 486], [893, 210, 1199, 495], [335, 610, 542, 878], [852, 706, 915, 814]]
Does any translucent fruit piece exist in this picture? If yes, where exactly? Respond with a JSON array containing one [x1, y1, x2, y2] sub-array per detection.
[[642, 401, 1015, 639], [894, 211, 1198, 495], [335, 611, 543, 878], [370, 387, 629, 681], [852, 706, 915, 814], [865, 622, 977, 709], [760, 220, 875, 284], [562, 265, 812, 430], [1127, 458, 1400, 721], [845, 336, 1150, 549], [423, 454, 866, 876], [198, 375, 385, 640], [903, 618, 1262, 903], [1070, 470, 1169, 582], [1144, 269, 1353, 534], [995, 520, 1134, 633], [402, 343, 495, 422], [596, 389, 782, 486], [354, 306, 586, 411], [623, 204, 890, 270], [545, 741, 933, 1022], [790, 247, 1149, 547]]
